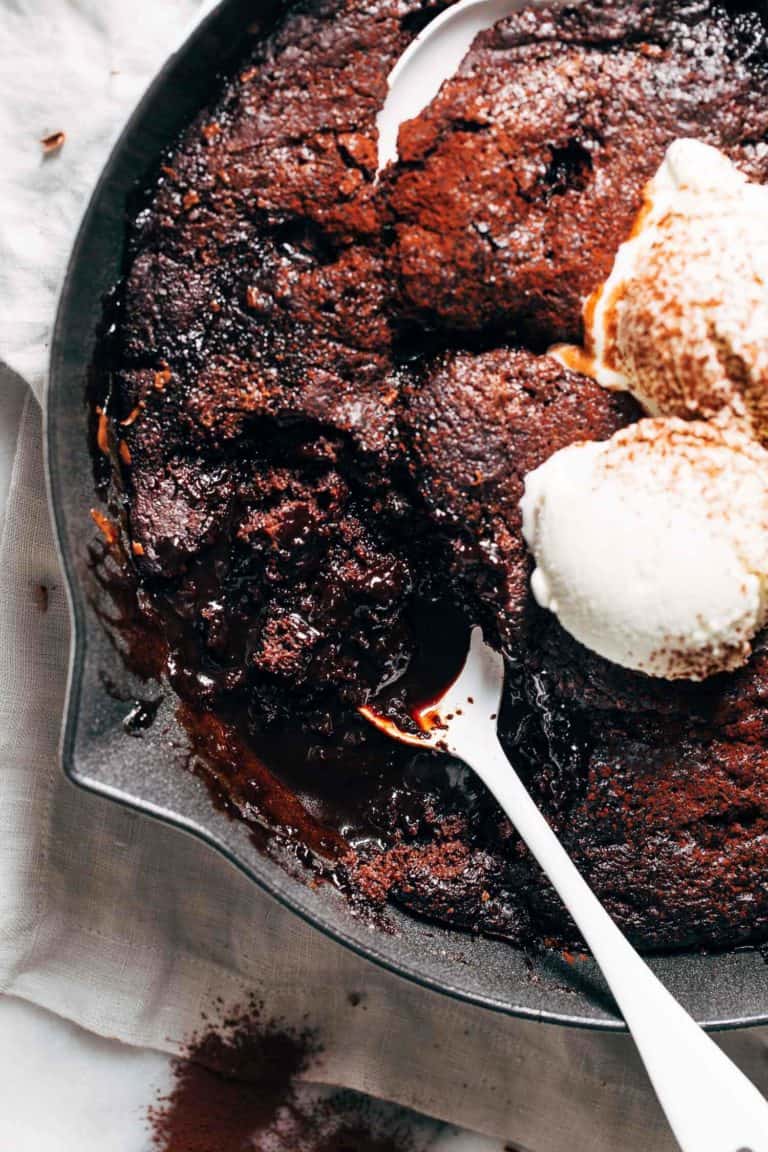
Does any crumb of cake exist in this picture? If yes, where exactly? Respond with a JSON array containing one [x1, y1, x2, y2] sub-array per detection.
[[41, 130, 65, 155]]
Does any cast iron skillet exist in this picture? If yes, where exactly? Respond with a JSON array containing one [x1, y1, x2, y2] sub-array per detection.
[[46, 0, 768, 1031]]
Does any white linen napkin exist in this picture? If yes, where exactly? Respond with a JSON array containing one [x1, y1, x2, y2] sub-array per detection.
[[2, 4, 768, 1150]]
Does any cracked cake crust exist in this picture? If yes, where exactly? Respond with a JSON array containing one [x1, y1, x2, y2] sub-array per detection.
[[384, 0, 768, 346]]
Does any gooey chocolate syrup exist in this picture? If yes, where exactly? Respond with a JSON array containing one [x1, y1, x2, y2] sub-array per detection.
[[90, 526, 472, 875]]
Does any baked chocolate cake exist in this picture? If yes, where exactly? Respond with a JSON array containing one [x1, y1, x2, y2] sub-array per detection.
[[384, 0, 768, 346], [93, 0, 768, 953], [400, 348, 639, 648]]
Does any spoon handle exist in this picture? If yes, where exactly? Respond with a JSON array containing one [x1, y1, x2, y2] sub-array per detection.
[[466, 732, 768, 1152]]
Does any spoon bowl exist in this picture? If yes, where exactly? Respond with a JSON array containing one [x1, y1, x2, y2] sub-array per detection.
[[376, 0, 539, 172], [361, 626, 504, 750]]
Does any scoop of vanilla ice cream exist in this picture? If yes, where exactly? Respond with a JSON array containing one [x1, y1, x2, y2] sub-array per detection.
[[520, 418, 768, 680], [558, 139, 768, 442]]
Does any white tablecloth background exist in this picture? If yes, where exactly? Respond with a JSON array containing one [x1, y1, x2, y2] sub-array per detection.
[[2, 3, 768, 1150]]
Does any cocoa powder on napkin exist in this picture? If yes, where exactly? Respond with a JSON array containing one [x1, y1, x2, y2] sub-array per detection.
[[149, 999, 414, 1152]]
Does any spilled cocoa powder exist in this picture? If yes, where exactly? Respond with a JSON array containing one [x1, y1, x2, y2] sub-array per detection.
[[148, 1003, 414, 1152]]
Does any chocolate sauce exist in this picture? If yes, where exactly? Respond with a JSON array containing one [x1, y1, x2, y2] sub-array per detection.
[[87, 503, 470, 855], [179, 601, 472, 861], [370, 601, 470, 723], [123, 697, 164, 734], [87, 537, 168, 683], [179, 704, 350, 862]]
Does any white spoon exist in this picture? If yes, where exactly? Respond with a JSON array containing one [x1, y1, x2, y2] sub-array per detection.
[[361, 628, 768, 1152], [376, 0, 536, 172]]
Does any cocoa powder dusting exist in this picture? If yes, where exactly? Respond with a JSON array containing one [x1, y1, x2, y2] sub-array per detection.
[[149, 1004, 414, 1152]]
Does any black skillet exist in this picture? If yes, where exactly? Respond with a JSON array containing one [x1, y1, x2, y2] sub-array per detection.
[[46, 0, 768, 1031]]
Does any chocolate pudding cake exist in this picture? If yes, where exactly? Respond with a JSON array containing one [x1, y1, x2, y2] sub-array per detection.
[[93, 0, 768, 953], [384, 0, 768, 346]]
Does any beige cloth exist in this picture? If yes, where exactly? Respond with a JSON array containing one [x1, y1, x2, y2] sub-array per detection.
[[2, 4, 768, 1150]]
